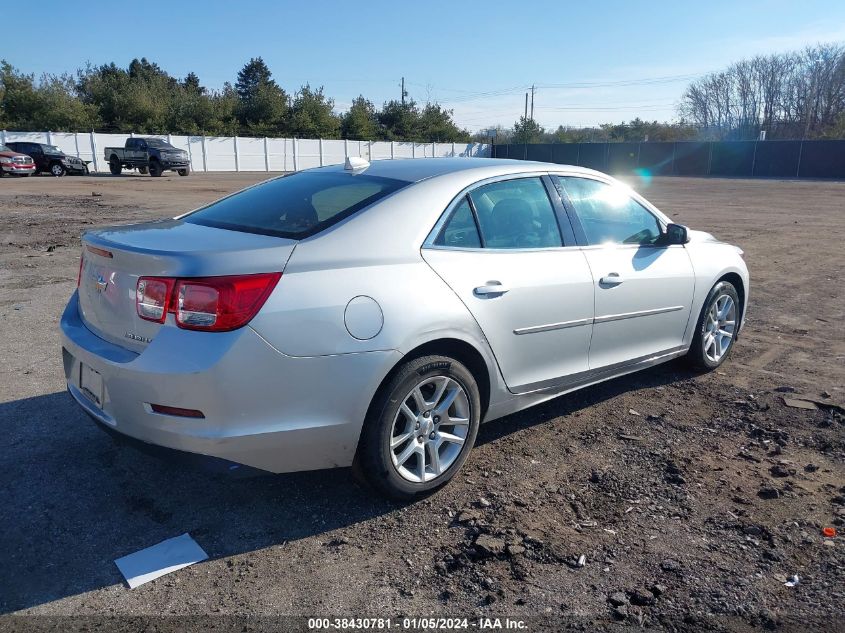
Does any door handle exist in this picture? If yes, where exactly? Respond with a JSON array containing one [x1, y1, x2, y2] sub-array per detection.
[[599, 273, 625, 286], [474, 281, 509, 296]]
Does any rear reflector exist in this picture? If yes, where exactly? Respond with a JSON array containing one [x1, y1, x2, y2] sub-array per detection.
[[149, 404, 205, 418], [136, 272, 281, 332]]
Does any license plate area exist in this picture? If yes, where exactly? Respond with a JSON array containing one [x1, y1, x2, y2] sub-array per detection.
[[79, 362, 104, 408]]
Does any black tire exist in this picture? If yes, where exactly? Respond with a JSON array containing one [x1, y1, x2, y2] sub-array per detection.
[[148, 160, 162, 177], [83, 165, 90, 175], [50, 162, 66, 177], [109, 157, 122, 176], [354, 354, 481, 499], [687, 281, 740, 370], [137, 166, 148, 175], [177, 167, 190, 177]]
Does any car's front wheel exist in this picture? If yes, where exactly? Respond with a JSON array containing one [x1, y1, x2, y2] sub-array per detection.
[[355, 355, 481, 499], [687, 281, 740, 369]]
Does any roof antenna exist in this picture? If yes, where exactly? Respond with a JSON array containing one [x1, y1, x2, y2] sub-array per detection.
[[345, 156, 370, 172]]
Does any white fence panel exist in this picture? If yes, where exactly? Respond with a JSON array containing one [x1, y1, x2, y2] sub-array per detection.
[[265, 137, 291, 172], [4, 131, 49, 144], [370, 142, 392, 161], [237, 137, 266, 172], [205, 136, 237, 171], [2, 129, 491, 173], [322, 139, 347, 166], [296, 139, 321, 170], [393, 142, 415, 159]]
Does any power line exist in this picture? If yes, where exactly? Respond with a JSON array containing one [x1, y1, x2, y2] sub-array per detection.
[[435, 72, 706, 105]]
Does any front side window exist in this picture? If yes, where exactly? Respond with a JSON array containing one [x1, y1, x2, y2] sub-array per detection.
[[468, 177, 562, 249], [557, 176, 661, 246], [185, 171, 409, 239]]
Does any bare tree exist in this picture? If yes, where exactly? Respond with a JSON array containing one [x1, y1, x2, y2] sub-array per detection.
[[679, 43, 845, 139]]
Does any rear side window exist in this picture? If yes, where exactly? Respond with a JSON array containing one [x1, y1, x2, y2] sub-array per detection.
[[185, 171, 409, 239], [434, 197, 481, 248], [469, 177, 562, 249]]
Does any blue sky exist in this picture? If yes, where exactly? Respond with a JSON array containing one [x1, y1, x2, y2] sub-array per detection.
[[6, 1, 845, 131]]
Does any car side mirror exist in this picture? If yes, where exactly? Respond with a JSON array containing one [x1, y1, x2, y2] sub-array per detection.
[[660, 223, 689, 245]]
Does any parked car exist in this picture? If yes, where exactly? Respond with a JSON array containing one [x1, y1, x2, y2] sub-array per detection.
[[0, 144, 37, 177], [5, 142, 89, 176], [104, 138, 190, 177], [61, 158, 748, 498]]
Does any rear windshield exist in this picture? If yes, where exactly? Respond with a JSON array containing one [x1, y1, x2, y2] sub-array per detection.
[[184, 171, 409, 239]]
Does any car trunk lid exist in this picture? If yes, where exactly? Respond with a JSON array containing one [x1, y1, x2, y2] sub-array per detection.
[[78, 219, 296, 352]]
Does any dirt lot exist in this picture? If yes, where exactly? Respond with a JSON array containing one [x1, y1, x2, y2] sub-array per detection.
[[0, 171, 843, 631]]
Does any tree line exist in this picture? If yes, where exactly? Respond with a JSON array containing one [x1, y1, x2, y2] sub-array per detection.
[[3, 43, 844, 144], [482, 117, 698, 144], [0, 57, 471, 142], [679, 43, 845, 140]]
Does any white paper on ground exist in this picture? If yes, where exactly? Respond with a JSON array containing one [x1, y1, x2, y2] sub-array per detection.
[[114, 533, 209, 589]]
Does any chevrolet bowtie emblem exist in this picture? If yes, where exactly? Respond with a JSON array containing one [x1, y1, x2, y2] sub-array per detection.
[[95, 272, 115, 293]]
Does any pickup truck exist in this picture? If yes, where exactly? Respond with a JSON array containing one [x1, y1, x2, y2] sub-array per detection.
[[104, 137, 190, 177]]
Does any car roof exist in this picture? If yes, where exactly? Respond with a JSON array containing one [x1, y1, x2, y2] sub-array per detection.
[[316, 157, 603, 183]]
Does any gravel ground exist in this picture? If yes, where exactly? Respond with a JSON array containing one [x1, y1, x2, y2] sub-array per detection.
[[0, 171, 843, 631]]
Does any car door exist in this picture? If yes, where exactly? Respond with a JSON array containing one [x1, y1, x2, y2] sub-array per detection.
[[422, 175, 594, 393], [554, 175, 695, 370], [25, 144, 44, 170], [127, 139, 144, 163]]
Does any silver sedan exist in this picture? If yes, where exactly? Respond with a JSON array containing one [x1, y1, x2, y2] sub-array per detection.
[[61, 158, 749, 498]]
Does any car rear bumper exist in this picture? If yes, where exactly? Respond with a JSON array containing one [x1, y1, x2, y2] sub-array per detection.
[[60, 291, 400, 474]]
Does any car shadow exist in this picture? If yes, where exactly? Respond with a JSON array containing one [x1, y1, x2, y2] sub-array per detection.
[[475, 359, 688, 447], [0, 361, 689, 613]]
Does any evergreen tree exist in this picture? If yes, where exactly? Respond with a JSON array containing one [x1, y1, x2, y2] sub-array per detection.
[[341, 95, 380, 139]]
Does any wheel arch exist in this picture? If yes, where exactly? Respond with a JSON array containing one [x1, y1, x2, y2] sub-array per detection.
[[371, 337, 494, 423]]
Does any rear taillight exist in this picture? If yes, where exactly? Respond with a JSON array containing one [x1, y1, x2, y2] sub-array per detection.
[[136, 272, 281, 332], [136, 278, 174, 323]]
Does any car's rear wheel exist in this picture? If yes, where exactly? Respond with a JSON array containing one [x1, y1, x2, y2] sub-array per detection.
[[178, 167, 190, 177], [109, 157, 122, 175], [687, 281, 740, 370], [137, 166, 148, 175], [355, 355, 480, 499], [148, 160, 162, 177], [50, 162, 66, 177]]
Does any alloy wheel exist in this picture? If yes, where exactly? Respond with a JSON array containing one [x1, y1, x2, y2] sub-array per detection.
[[703, 293, 736, 363], [389, 376, 470, 483]]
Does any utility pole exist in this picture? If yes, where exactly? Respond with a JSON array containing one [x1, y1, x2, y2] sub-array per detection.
[[524, 92, 528, 120], [401, 77, 406, 106], [530, 84, 535, 121]]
